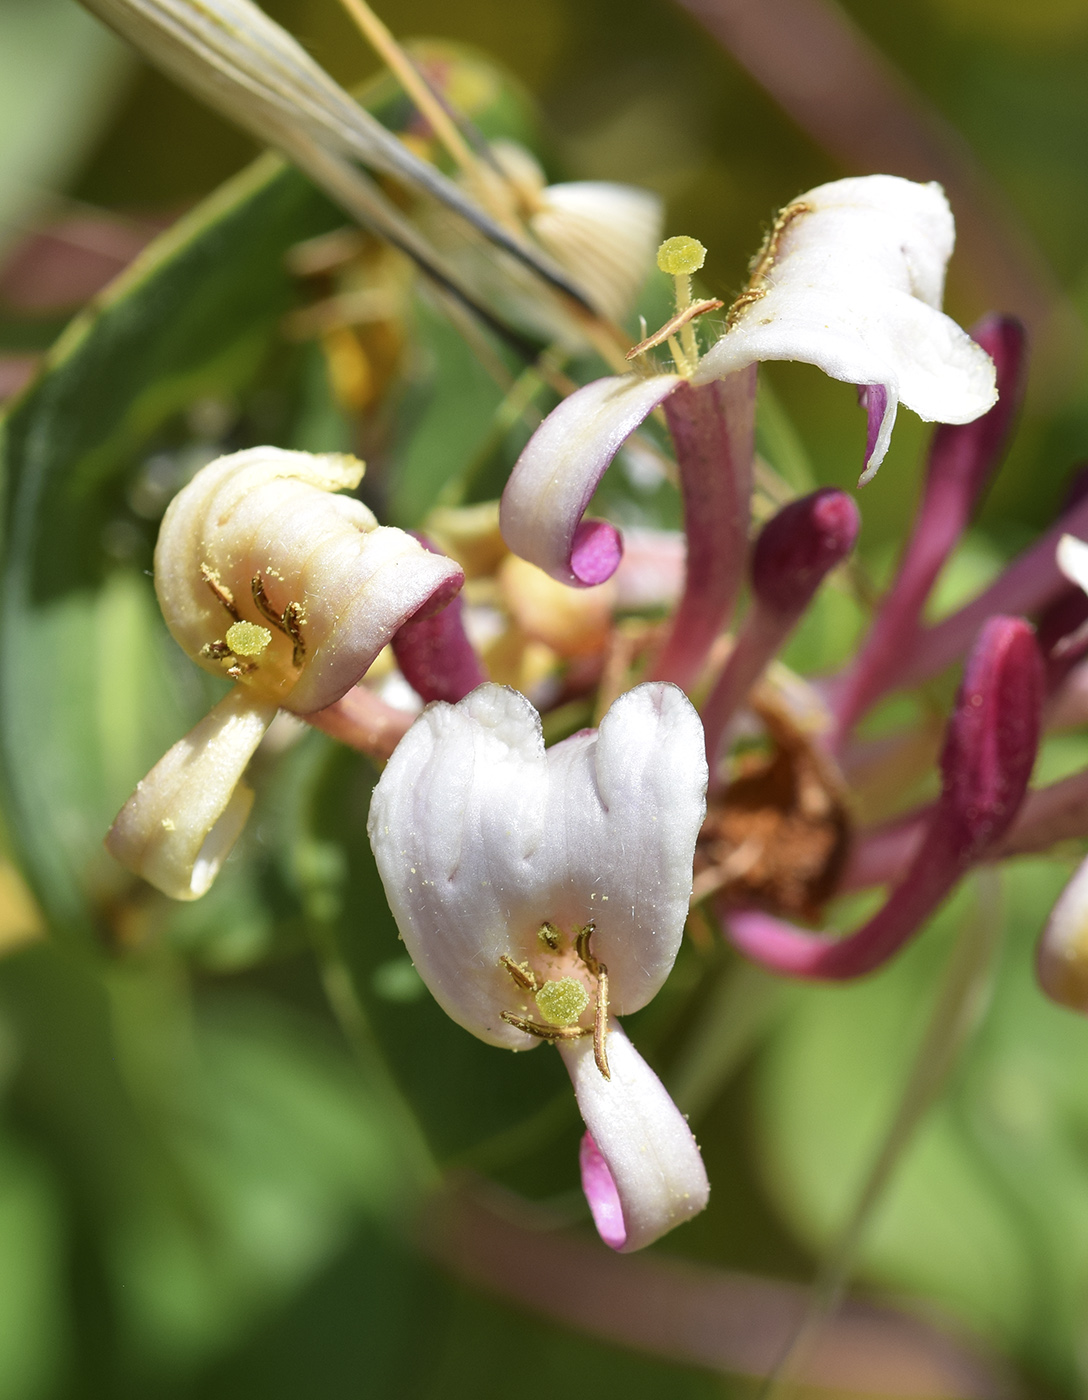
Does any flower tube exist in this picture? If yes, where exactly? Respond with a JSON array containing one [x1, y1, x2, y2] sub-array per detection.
[[107, 447, 463, 899], [368, 682, 710, 1251]]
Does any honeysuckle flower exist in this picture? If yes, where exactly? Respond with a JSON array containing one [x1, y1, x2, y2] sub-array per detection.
[[695, 177, 997, 484], [367, 682, 710, 1251], [107, 447, 462, 900], [500, 175, 996, 612]]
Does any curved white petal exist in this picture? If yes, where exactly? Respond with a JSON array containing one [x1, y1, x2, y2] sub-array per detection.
[[106, 687, 277, 900], [500, 374, 678, 586], [561, 1022, 709, 1252], [531, 182, 664, 323], [693, 176, 996, 482], [367, 682, 707, 1048]]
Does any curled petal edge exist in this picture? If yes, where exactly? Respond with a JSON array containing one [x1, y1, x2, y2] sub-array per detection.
[[105, 687, 278, 900], [500, 374, 678, 587], [560, 1020, 709, 1252]]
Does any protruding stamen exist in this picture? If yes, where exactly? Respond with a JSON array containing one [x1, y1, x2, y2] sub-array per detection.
[[593, 966, 611, 1080], [201, 563, 241, 620], [499, 1011, 591, 1043], [575, 922, 611, 1078], [500, 955, 539, 992], [626, 299, 724, 361], [283, 600, 307, 667], [657, 235, 708, 372], [252, 572, 281, 626]]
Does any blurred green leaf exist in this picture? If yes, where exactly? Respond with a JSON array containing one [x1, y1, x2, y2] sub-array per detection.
[[0, 0, 131, 255], [753, 860, 1088, 1389], [0, 1134, 68, 1400], [0, 151, 345, 937]]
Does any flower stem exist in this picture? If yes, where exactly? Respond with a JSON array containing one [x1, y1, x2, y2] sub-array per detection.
[[830, 317, 1025, 745], [651, 369, 756, 690]]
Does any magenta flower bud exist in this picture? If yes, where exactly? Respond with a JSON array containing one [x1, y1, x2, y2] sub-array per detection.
[[751, 488, 860, 615], [937, 616, 1043, 861], [392, 534, 486, 704], [701, 489, 858, 770], [726, 616, 1043, 980]]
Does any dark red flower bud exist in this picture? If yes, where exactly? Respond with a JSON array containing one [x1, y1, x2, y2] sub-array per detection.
[[751, 488, 859, 615]]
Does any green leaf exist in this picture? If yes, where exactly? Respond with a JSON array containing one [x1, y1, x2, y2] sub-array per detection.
[[753, 860, 1088, 1388], [0, 152, 345, 937], [0, 0, 131, 256], [0, 1134, 68, 1400]]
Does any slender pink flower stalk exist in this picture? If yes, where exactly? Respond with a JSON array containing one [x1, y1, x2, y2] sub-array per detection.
[[830, 317, 1025, 743], [726, 617, 1042, 980], [892, 467, 1088, 690], [651, 371, 758, 689], [701, 488, 859, 775], [307, 684, 416, 761], [392, 534, 487, 703]]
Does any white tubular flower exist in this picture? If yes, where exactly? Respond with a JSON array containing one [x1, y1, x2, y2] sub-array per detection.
[[107, 447, 462, 900], [500, 176, 996, 585], [155, 447, 460, 714], [368, 681, 710, 1251], [694, 176, 998, 485]]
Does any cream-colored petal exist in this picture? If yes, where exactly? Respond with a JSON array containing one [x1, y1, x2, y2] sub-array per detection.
[[531, 181, 663, 323], [105, 686, 277, 900], [1038, 854, 1088, 1011], [154, 446, 463, 713]]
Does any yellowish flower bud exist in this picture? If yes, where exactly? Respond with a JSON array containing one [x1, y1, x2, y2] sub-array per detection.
[[108, 446, 464, 900]]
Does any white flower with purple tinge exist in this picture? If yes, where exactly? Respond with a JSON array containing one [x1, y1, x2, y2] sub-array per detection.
[[367, 681, 710, 1251], [500, 175, 997, 592]]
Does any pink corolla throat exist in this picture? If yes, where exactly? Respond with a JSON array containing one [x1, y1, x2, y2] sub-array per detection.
[[571, 518, 624, 586], [579, 1132, 627, 1250]]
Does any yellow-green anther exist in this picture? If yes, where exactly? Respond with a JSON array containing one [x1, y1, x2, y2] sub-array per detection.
[[226, 620, 272, 656], [535, 977, 590, 1028], [656, 236, 706, 277]]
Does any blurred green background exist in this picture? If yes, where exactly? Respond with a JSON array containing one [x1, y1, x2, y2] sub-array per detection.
[[4, 0, 1088, 1397]]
